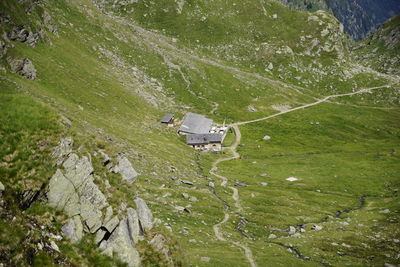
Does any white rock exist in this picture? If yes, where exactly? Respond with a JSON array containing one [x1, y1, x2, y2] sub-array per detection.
[[200, 257, 210, 262], [49, 240, 60, 252], [286, 177, 298, 182], [268, 234, 277, 239], [312, 225, 323, 231], [189, 196, 198, 202]]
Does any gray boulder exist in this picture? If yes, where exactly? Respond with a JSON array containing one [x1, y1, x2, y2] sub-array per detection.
[[114, 154, 138, 183], [48, 153, 108, 233], [7, 57, 36, 80], [312, 225, 323, 231], [100, 217, 141, 267], [7, 25, 40, 47], [25, 31, 40, 47], [126, 208, 140, 244], [48, 169, 80, 216], [134, 198, 153, 232], [104, 215, 119, 233], [61, 216, 83, 244], [103, 206, 114, 224], [268, 234, 277, 239], [95, 229, 108, 244], [7, 26, 29, 42]]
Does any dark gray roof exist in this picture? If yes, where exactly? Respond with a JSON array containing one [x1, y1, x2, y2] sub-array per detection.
[[179, 112, 213, 134], [186, 134, 222, 145], [160, 114, 174, 123]]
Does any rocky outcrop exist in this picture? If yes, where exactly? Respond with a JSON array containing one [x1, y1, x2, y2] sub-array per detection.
[[135, 197, 153, 232], [7, 25, 41, 47], [126, 208, 141, 243], [51, 137, 73, 165], [7, 57, 37, 80], [42, 11, 58, 34], [100, 216, 141, 267], [99, 199, 156, 266], [47, 138, 161, 267], [48, 153, 108, 233], [113, 154, 138, 183]]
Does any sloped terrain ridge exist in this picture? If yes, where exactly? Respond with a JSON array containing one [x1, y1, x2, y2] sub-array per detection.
[[353, 15, 400, 75], [279, 0, 400, 40], [0, 0, 399, 266]]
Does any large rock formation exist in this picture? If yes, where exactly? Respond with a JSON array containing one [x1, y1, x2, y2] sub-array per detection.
[[7, 57, 37, 80], [47, 138, 160, 266], [7, 25, 41, 47], [100, 215, 141, 267], [48, 153, 108, 233]]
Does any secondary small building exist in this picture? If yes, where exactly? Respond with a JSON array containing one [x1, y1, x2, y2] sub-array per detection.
[[178, 112, 213, 135], [186, 133, 222, 152], [160, 114, 175, 127]]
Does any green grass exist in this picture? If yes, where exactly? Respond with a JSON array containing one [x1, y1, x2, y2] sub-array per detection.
[[0, 0, 399, 266], [213, 99, 400, 265]]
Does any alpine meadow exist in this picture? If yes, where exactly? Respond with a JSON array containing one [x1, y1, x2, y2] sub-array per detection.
[[0, 0, 399, 266]]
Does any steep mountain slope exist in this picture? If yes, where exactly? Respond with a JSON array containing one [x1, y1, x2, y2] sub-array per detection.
[[352, 15, 400, 75], [279, 0, 400, 40], [0, 0, 399, 266]]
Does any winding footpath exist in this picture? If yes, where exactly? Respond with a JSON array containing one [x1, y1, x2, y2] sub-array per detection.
[[209, 84, 391, 267], [210, 125, 256, 267]]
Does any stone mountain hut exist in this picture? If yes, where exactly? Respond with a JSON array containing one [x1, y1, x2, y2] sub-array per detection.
[[178, 112, 213, 135], [160, 113, 175, 127], [186, 133, 222, 152]]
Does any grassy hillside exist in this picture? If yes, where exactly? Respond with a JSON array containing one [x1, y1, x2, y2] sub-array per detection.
[[279, 0, 400, 40], [0, 0, 399, 266], [352, 15, 400, 75]]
